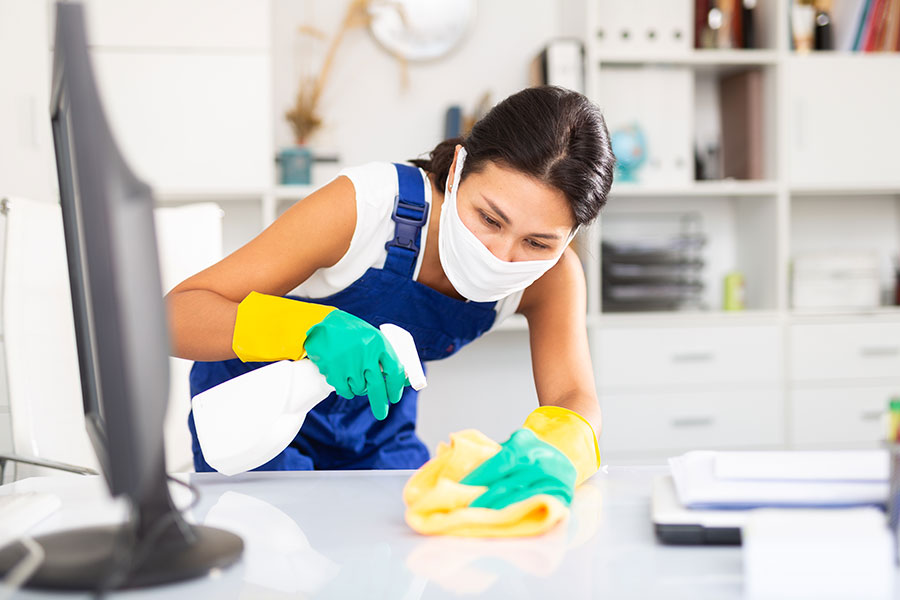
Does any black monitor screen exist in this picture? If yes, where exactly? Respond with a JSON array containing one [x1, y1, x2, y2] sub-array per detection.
[[50, 2, 171, 499]]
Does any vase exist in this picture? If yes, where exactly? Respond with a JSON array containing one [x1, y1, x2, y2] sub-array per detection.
[[276, 146, 313, 185]]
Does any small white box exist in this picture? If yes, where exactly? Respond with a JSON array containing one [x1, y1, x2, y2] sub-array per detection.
[[792, 251, 881, 310], [595, 0, 692, 55]]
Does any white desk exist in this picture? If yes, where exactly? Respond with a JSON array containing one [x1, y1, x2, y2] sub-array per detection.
[[0, 466, 896, 599]]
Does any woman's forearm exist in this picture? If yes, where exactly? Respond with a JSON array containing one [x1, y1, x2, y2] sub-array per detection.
[[165, 289, 240, 361]]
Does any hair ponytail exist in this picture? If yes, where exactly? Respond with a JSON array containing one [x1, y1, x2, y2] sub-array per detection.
[[409, 137, 462, 193]]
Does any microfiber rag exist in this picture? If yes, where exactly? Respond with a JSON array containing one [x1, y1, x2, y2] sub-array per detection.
[[402, 429, 570, 537]]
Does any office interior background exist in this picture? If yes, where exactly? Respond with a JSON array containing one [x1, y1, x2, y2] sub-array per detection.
[[1, 0, 900, 477]]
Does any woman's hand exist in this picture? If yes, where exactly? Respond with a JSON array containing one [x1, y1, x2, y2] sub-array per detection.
[[460, 428, 577, 509], [304, 311, 408, 420]]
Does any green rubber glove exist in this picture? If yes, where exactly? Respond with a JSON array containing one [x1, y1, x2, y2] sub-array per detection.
[[459, 429, 577, 510], [303, 310, 408, 421]]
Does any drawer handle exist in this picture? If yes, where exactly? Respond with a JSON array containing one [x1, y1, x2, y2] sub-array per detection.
[[671, 352, 715, 364], [860, 410, 884, 422], [671, 416, 715, 428], [859, 346, 900, 358]]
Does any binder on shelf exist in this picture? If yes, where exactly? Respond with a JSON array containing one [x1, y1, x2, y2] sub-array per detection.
[[883, 0, 900, 51], [833, 0, 869, 51], [695, 0, 709, 48], [597, 67, 694, 185], [595, 0, 692, 55], [530, 38, 585, 93], [850, 0, 900, 51], [741, 0, 756, 49], [719, 68, 764, 180]]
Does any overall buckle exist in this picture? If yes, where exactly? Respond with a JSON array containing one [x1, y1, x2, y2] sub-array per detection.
[[385, 196, 430, 253]]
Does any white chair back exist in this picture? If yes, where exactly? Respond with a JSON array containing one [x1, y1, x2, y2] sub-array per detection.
[[2, 197, 98, 478], [1, 197, 223, 478], [154, 203, 224, 473]]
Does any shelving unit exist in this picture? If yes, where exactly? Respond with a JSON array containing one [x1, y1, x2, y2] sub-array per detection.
[[562, 0, 900, 462], [133, 1, 900, 462]]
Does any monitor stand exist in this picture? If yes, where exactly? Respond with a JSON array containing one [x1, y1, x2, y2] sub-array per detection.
[[0, 462, 242, 591]]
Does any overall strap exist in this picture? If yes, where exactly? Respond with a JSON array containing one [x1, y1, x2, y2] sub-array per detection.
[[384, 163, 430, 279]]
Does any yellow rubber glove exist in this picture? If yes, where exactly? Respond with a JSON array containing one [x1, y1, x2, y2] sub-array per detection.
[[522, 406, 601, 486], [231, 291, 336, 363], [403, 430, 570, 537]]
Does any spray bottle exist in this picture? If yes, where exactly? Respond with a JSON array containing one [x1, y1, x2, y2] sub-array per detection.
[[191, 324, 426, 475]]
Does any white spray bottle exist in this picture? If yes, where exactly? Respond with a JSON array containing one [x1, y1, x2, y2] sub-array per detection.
[[191, 323, 427, 476]]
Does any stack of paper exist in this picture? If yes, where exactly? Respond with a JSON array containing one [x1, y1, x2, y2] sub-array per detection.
[[669, 450, 889, 510]]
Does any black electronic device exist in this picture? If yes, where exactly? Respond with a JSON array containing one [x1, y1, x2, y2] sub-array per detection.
[[0, 3, 243, 591]]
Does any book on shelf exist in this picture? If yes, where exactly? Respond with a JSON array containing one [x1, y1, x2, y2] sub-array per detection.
[[530, 38, 585, 93], [849, 0, 900, 51], [695, 0, 757, 49], [719, 69, 764, 180]]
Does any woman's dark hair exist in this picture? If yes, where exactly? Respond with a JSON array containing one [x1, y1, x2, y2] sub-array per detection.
[[410, 86, 615, 227]]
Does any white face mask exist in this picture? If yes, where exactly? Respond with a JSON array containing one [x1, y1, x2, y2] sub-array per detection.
[[437, 147, 575, 303]]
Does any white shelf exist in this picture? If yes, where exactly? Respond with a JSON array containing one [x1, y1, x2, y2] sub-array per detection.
[[610, 180, 779, 198], [155, 188, 269, 203], [597, 49, 779, 69], [786, 51, 900, 62], [590, 309, 782, 328], [789, 307, 900, 322], [154, 184, 320, 205], [790, 184, 900, 197]]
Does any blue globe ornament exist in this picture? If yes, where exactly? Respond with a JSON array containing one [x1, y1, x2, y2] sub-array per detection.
[[610, 125, 647, 183]]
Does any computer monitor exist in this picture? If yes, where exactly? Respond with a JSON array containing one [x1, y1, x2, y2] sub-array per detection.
[[0, 2, 242, 591]]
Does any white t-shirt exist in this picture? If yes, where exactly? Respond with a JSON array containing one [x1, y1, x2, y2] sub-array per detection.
[[291, 161, 523, 330]]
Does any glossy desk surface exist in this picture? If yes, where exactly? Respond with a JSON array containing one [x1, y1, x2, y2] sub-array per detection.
[[0, 465, 892, 599]]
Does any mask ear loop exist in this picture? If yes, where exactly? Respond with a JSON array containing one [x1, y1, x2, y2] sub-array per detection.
[[448, 147, 467, 196]]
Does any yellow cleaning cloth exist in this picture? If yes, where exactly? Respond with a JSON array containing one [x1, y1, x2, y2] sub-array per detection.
[[403, 430, 570, 537]]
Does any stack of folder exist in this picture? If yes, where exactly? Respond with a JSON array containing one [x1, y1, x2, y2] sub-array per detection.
[[653, 450, 889, 545], [670, 450, 888, 509]]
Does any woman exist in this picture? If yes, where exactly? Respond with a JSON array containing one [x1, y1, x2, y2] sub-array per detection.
[[167, 86, 615, 490]]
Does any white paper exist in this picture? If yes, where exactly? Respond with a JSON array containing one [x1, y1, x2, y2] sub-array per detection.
[[669, 451, 888, 509], [714, 450, 888, 482]]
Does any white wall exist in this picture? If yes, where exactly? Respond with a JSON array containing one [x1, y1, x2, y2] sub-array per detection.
[[0, 0, 570, 459], [0, 0, 56, 204], [272, 0, 561, 177], [270, 1, 565, 451]]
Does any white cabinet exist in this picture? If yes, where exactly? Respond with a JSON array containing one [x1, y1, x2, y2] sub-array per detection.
[[75, 0, 274, 194], [594, 322, 785, 458], [790, 322, 900, 382], [560, 0, 900, 460], [790, 385, 899, 447], [786, 55, 900, 189], [788, 321, 900, 448], [596, 325, 782, 389], [92, 53, 273, 192], [73, 0, 270, 49], [601, 388, 784, 455]]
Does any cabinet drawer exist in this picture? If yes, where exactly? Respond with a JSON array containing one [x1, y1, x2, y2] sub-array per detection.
[[594, 326, 781, 389], [599, 388, 783, 454], [790, 385, 900, 446], [790, 323, 900, 382]]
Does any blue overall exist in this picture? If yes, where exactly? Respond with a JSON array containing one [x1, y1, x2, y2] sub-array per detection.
[[188, 164, 498, 472]]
